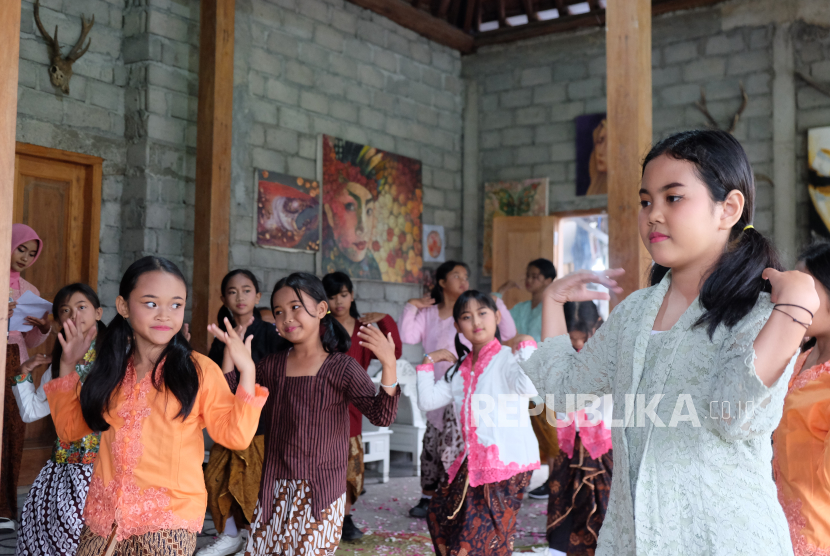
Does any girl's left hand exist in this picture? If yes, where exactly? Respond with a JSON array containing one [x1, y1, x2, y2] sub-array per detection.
[[763, 268, 821, 315], [20, 354, 51, 376], [182, 323, 191, 343], [25, 312, 52, 334], [504, 334, 535, 353], [358, 312, 387, 325], [357, 325, 397, 368], [207, 318, 255, 375]]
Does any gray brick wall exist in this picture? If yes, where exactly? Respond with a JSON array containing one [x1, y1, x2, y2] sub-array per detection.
[[794, 21, 830, 251], [464, 6, 780, 288], [17, 0, 127, 320], [231, 0, 464, 316]]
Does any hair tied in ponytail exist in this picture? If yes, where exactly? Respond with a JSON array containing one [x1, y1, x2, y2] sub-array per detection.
[[743, 225, 754, 232]]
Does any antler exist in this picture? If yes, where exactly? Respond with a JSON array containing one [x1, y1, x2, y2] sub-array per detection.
[[694, 82, 748, 135], [694, 88, 720, 129], [66, 12, 95, 61], [33, 0, 61, 59], [727, 82, 748, 134]]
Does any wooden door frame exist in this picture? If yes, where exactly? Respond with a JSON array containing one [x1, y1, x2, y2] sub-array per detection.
[[15, 142, 104, 290]]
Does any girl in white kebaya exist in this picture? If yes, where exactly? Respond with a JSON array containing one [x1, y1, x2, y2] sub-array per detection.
[[416, 290, 539, 556]]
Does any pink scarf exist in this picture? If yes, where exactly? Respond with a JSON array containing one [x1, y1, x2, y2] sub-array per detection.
[[10, 224, 42, 291]]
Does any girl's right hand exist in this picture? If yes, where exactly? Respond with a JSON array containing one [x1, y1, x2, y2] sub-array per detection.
[[20, 354, 51, 376], [208, 318, 255, 376], [424, 349, 457, 365], [544, 269, 625, 305], [497, 280, 520, 295], [8, 301, 16, 319], [763, 268, 820, 314], [407, 295, 436, 309], [57, 319, 97, 377]]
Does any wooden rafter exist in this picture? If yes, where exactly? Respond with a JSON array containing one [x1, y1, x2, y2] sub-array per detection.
[[349, 0, 474, 52], [520, 0, 540, 22], [496, 0, 510, 27], [464, 0, 478, 32], [436, 0, 452, 17]]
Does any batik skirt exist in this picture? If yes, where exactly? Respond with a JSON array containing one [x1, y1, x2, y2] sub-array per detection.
[[16, 460, 93, 556], [427, 459, 532, 556], [346, 435, 364, 503], [546, 436, 613, 555], [246, 479, 345, 556], [204, 435, 265, 533], [75, 526, 197, 556], [0, 344, 23, 520]]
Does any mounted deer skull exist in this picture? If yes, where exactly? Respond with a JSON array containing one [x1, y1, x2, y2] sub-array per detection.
[[33, 0, 95, 94]]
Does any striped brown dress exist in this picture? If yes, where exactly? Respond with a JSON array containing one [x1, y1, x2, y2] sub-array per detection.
[[227, 350, 400, 555]]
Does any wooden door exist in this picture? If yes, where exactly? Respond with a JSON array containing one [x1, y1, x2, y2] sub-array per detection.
[[13, 143, 102, 485], [492, 216, 557, 309]]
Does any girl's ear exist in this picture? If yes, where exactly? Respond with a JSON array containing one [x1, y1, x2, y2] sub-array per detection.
[[720, 190, 745, 231], [454, 321, 460, 334], [115, 296, 129, 319], [254, 292, 262, 304], [95, 306, 104, 321], [316, 299, 329, 319], [494, 309, 502, 326]]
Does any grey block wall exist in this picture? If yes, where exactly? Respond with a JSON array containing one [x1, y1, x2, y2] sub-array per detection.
[[463, 5, 782, 288], [17, 0, 128, 320], [229, 0, 463, 320]]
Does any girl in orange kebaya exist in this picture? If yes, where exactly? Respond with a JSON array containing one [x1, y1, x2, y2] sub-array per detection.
[[45, 256, 268, 555], [774, 240, 830, 555]]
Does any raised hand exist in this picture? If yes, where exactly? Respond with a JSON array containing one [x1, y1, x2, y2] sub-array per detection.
[[357, 325, 397, 368], [182, 323, 191, 343], [358, 312, 387, 325], [8, 301, 16, 319], [234, 316, 255, 338], [20, 354, 51, 376], [208, 318, 254, 370], [423, 348, 457, 365], [497, 280, 520, 295], [57, 319, 97, 377], [503, 334, 535, 353], [543, 269, 625, 305], [407, 295, 436, 309], [25, 311, 52, 334], [762, 268, 819, 315]]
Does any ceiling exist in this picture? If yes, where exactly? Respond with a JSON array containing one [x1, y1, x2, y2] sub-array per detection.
[[347, 0, 728, 53]]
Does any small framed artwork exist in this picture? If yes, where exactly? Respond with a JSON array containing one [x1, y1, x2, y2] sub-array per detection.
[[808, 126, 830, 238], [575, 113, 607, 196], [254, 169, 320, 252], [422, 224, 445, 263]]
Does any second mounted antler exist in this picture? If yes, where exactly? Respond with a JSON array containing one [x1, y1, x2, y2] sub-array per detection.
[[694, 82, 748, 135], [33, 0, 95, 94]]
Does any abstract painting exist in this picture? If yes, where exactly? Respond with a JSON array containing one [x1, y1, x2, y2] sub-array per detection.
[[482, 178, 549, 277], [575, 113, 607, 196], [808, 126, 830, 238], [321, 135, 423, 283], [254, 170, 320, 251]]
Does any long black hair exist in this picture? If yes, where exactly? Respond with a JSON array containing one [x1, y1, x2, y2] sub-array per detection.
[[51, 283, 107, 380], [217, 269, 262, 330], [644, 129, 782, 339], [271, 272, 351, 353], [798, 239, 830, 350], [445, 290, 502, 383], [431, 260, 469, 305], [80, 256, 200, 431], [322, 271, 361, 319]]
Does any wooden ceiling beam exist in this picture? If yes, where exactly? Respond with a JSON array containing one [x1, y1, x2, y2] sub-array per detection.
[[496, 0, 511, 27], [520, 0, 540, 22], [436, 0, 452, 17], [348, 0, 474, 52], [463, 0, 478, 32]]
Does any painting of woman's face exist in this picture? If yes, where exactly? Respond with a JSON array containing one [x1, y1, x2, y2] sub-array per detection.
[[324, 181, 376, 263]]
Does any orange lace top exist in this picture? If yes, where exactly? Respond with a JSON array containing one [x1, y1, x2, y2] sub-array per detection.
[[44, 351, 268, 541], [773, 349, 830, 555]]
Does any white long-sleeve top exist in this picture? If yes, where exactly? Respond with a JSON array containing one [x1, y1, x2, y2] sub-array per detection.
[[416, 337, 540, 486], [13, 365, 55, 423]]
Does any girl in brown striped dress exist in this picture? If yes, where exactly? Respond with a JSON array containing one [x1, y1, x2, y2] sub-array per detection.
[[224, 272, 401, 556]]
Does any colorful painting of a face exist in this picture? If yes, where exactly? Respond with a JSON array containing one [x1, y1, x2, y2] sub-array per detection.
[[808, 126, 830, 238], [322, 135, 423, 283], [575, 113, 608, 196], [255, 170, 320, 251]]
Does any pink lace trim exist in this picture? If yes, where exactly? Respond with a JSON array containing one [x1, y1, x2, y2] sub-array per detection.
[[43, 372, 79, 395], [84, 361, 203, 541], [416, 363, 434, 373], [236, 384, 269, 409], [790, 349, 830, 393], [557, 410, 612, 460], [515, 339, 537, 351]]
